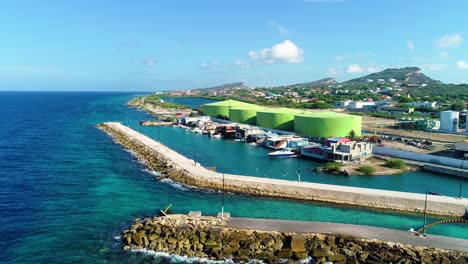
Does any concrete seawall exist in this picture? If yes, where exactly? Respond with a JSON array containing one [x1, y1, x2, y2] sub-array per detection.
[[97, 122, 468, 216]]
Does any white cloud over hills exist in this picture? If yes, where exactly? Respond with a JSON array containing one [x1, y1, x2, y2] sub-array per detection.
[[249, 40, 304, 64]]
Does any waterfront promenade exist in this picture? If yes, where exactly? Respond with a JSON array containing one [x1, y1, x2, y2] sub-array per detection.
[[227, 217, 468, 253], [99, 122, 468, 216]]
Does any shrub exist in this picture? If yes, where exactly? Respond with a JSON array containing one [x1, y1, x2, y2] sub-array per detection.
[[384, 159, 407, 169], [324, 162, 343, 173], [356, 165, 376, 175]]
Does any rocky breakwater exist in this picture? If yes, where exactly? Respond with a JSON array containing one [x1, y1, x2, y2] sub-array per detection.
[[122, 214, 468, 263]]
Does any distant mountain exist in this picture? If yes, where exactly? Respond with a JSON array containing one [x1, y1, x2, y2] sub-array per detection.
[[344, 67, 440, 84], [193, 82, 248, 91], [288, 78, 337, 87]]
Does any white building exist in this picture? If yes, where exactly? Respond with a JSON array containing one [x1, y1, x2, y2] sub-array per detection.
[[407, 101, 437, 109], [347, 101, 376, 109], [334, 100, 351, 108], [440, 110, 459, 132]]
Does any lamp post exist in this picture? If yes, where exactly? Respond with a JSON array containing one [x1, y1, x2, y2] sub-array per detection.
[[459, 158, 465, 198], [221, 171, 225, 220], [423, 184, 428, 236], [297, 157, 301, 182]]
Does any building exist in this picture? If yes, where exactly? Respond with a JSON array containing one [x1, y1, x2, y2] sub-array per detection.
[[407, 101, 437, 109], [334, 100, 351, 108], [440, 110, 459, 132], [378, 106, 414, 115], [347, 101, 376, 110], [300, 141, 373, 163]]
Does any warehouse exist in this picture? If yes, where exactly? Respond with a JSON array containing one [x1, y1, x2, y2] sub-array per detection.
[[294, 112, 361, 138]]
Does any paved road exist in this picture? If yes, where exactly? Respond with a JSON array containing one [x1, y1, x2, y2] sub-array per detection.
[[227, 217, 468, 253]]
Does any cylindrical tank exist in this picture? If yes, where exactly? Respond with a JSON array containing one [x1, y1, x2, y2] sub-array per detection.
[[202, 99, 255, 118], [440, 110, 459, 132], [228, 106, 261, 125], [256, 108, 300, 131], [294, 112, 362, 138]]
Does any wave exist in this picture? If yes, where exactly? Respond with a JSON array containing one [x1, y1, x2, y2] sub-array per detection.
[[131, 248, 312, 264], [131, 248, 234, 264]]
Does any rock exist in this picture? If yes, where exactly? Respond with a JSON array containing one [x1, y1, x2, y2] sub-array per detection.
[[167, 237, 177, 244], [294, 251, 308, 260], [326, 235, 336, 246], [312, 249, 326, 258], [123, 245, 130, 251], [452, 257, 468, 264], [327, 254, 345, 262], [204, 239, 218, 246], [131, 233, 143, 245], [222, 246, 238, 256], [238, 249, 251, 257], [277, 249, 292, 258], [290, 234, 306, 253]]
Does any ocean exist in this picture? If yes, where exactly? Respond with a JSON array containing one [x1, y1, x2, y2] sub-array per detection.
[[0, 92, 466, 264]]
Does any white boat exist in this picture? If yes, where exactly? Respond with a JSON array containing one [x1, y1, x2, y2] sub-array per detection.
[[268, 148, 298, 158], [211, 134, 222, 138]]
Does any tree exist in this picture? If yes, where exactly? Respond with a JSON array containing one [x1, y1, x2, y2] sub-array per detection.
[[450, 102, 466, 111], [348, 130, 356, 140]]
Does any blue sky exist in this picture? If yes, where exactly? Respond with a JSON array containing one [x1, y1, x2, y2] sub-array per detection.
[[1, 0, 468, 91]]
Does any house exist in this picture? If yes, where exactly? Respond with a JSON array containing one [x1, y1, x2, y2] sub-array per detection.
[[334, 100, 351, 108], [235, 127, 264, 139], [347, 101, 376, 110], [407, 101, 437, 109], [300, 141, 373, 163]]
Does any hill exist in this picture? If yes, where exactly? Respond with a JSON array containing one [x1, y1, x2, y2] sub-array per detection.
[[193, 82, 248, 91], [344, 67, 440, 84], [287, 78, 336, 87]]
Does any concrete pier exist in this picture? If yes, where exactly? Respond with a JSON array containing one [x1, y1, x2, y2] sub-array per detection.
[[98, 122, 468, 216]]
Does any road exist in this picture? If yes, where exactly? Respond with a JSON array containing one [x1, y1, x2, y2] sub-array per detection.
[[227, 217, 468, 253]]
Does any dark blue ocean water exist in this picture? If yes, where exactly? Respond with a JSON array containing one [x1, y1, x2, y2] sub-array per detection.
[[0, 92, 466, 264]]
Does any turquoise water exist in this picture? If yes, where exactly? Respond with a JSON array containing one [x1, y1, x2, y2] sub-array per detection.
[[1, 92, 466, 264]]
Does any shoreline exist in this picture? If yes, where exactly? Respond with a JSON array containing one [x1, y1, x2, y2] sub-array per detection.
[[122, 214, 468, 262], [97, 122, 468, 216]]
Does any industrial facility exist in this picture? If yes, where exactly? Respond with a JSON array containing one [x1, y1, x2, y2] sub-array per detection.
[[256, 108, 301, 131], [294, 112, 362, 138], [202, 99, 254, 118], [202, 100, 361, 137], [228, 106, 261, 125], [439, 110, 459, 132]]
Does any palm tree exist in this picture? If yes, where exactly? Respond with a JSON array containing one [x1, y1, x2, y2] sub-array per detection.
[[348, 130, 356, 140]]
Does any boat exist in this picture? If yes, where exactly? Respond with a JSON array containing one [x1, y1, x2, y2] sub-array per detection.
[[210, 134, 222, 138], [268, 148, 299, 158]]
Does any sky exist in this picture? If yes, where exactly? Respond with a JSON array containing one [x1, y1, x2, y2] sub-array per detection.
[[1, 0, 468, 91]]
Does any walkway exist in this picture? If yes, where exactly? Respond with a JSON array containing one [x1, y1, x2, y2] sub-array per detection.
[[227, 217, 468, 253]]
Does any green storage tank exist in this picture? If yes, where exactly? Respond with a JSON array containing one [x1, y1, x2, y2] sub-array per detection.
[[228, 106, 261, 125], [202, 100, 254, 118], [256, 108, 303, 131], [294, 112, 361, 138]]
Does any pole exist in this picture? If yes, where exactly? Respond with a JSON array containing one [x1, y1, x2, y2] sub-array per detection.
[[297, 157, 301, 182], [460, 159, 464, 198], [221, 172, 225, 220], [423, 184, 428, 236]]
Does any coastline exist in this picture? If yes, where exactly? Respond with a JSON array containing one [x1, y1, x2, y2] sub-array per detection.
[[97, 122, 468, 216]]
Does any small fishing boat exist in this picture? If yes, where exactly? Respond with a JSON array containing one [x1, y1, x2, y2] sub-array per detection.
[[268, 148, 299, 159]]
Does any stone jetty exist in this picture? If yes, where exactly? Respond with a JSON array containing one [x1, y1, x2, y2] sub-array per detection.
[[97, 122, 468, 216], [122, 214, 468, 263]]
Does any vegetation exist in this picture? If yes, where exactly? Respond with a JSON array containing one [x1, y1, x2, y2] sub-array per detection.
[[356, 165, 376, 175], [324, 162, 343, 173], [384, 159, 407, 169], [138, 95, 190, 109]]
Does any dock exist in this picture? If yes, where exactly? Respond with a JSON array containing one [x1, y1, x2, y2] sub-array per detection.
[[98, 122, 468, 216]]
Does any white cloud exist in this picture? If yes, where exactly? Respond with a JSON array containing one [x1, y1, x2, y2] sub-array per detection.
[[268, 21, 289, 35], [199, 61, 220, 70], [346, 64, 364, 73], [367, 66, 379, 73], [439, 51, 449, 59], [327, 67, 339, 75], [234, 58, 250, 68], [248, 40, 304, 64], [456, 60, 468, 69], [141, 57, 157, 67], [407, 40, 415, 51], [332, 55, 345, 61], [436, 34, 463, 48], [422, 64, 448, 71]]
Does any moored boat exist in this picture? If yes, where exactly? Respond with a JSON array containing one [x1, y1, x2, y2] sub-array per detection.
[[268, 148, 299, 158]]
